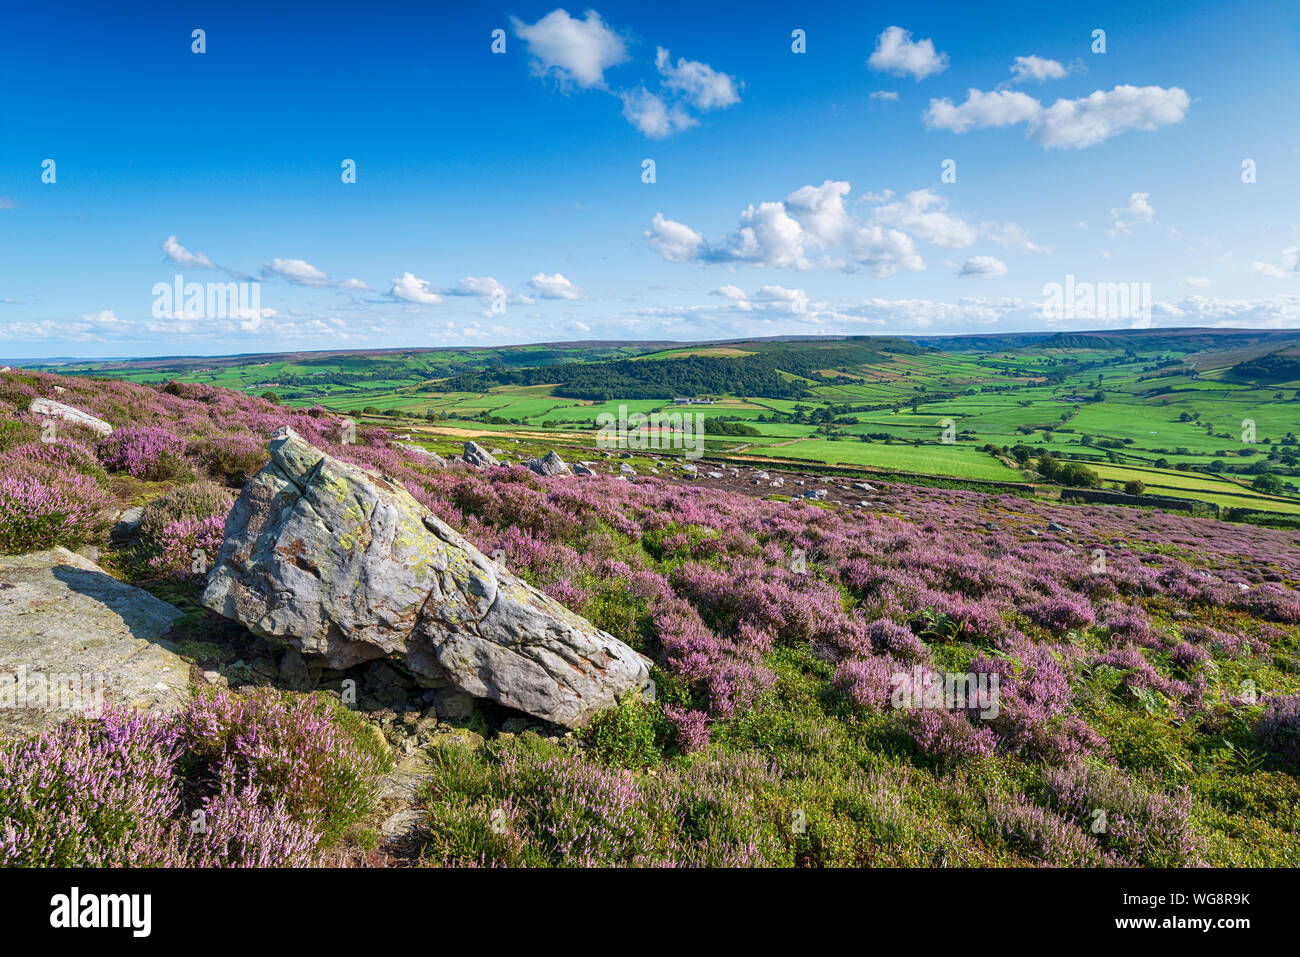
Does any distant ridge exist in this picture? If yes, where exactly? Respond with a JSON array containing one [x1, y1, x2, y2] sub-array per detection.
[[16, 326, 1300, 369]]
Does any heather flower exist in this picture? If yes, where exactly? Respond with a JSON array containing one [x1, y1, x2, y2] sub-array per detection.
[[664, 705, 711, 753], [181, 769, 320, 867], [867, 618, 929, 664], [1042, 761, 1202, 867], [834, 655, 900, 713], [0, 469, 109, 553], [1256, 693, 1300, 767], [0, 439, 107, 485], [179, 689, 389, 845], [147, 515, 225, 580], [0, 709, 182, 866], [903, 707, 997, 761], [985, 792, 1118, 866], [1023, 594, 1096, 633], [98, 425, 188, 480]]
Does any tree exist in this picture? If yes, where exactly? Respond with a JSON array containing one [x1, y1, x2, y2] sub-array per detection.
[[1124, 479, 1146, 495], [1253, 472, 1285, 495], [260, 391, 280, 404]]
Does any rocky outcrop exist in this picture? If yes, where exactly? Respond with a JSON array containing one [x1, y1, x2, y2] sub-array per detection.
[[0, 548, 190, 738], [462, 441, 499, 469], [527, 450, 571, 477], [202, 428, 649, 728], [28, 398, 113, 437]]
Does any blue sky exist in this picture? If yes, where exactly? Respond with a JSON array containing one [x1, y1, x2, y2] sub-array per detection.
[[2, 0, 1299, 359]]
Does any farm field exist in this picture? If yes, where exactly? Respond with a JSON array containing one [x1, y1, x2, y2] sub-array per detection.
[[38, 328, 1300, 519]]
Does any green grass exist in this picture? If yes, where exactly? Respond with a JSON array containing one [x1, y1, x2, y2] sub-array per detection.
[[46, 335, 1300, 507]]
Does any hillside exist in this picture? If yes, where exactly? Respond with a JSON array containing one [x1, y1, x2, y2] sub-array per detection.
[[30, 332, 1300, 520], [2, 367, 1299, 867]]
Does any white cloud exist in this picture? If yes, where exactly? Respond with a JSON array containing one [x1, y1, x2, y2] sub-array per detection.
[[867, 26, 949, 80], [1034, 86, 1190, 149], [1182, 277, 1211, 288], [529, 272, 587, 300], [261, 258, 329, 285], [869, 90, 900, 101], [162, 236, 214, 269], [753, 285, 809, 312], [648, 181, 924, 275], [924, 89, 1042, 133], [620, 87, 697, 138], [1251, 247, 1300, 277], [80, 309, 124, 326], [389, 271, 444, 305], [0, 197, 16, 210], [339, 278, 369, 291], [1115, 191, 1156, 222], [871, 189, 977, 248], [926, 85, 1190, 149], [511, 12, 741, 139], [449, 276, 507, 297], [1009, 55, 1067, 83], [1108, 191, 1157, 236], [959, 255, 1007, 278], [511, 8, 628, 89], [714, 200, 812, 269], [646, 213, 706, 263], [615, 292, 1300, 340], [709, 284, 806, 313], [654, 47, 739, 110]]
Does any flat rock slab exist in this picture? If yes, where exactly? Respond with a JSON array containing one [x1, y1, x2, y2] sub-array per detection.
[[28, 397, 113, 437], [0, 548, 191, 739]]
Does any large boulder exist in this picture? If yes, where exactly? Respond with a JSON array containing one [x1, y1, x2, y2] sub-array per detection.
[[0, 548, 190, 739], [462, 441, 498, 468], [202, 428, 649, 728], [28, 398, 113, 437], [526, 450, 571, 477]]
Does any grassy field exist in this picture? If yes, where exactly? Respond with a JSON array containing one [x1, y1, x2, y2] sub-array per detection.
[[746, 438, 1024, 480], [39, 330, 1300, 516]]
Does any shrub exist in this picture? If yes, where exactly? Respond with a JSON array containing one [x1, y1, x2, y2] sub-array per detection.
[[580, 693, 666, 768], [1041, 761, 1202, 866], [1256, 693, 1300, 768], [903, 707, 998, 761], [664, 705, 711, 753], [985, 792, 1116, 866], [1024, 594, 1096, 633], [178, 689, 391, 845], [137, 481, 233, 550], [146, 515, 226, 580], [834, 655, 899, 713], [0, 440, 108, 486], [0, 693, 390, 867], [98, 425, 188, 480], [0, 710, 182, 866], [0, 470, 109, 553], [195, 431, 266, 485], [182, 770, 320, 867]]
